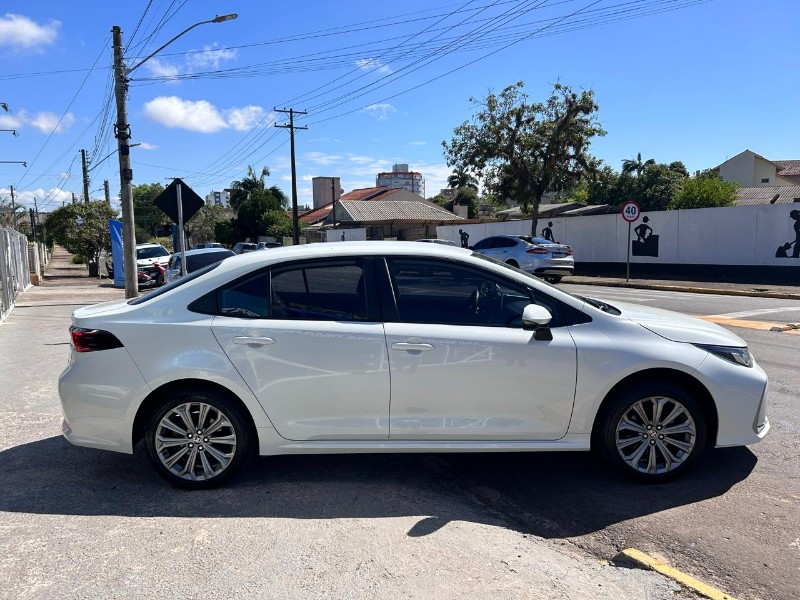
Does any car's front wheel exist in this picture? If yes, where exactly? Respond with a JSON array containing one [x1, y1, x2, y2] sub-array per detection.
[[144, 389, 253, 489], [594, 382, 707, 481], [544, 275, 563, 284]]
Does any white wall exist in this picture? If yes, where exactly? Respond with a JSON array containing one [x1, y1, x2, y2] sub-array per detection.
[[325, 228, 367, 242], [437, 203, 800, 267]]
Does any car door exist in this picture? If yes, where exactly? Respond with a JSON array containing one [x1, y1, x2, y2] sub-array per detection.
[[211, 257, 391, 441], [380, 257, 577, 441]]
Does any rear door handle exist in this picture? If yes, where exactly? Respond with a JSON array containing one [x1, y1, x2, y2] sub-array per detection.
[[233, 336, 276, 346], [392, 342, 434, 352]]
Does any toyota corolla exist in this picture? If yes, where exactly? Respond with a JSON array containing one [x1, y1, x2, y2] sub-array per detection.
[[59, 242, 769, 488]]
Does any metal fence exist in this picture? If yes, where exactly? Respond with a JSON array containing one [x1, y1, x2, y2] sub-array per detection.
[[0, 227, 31, 323]]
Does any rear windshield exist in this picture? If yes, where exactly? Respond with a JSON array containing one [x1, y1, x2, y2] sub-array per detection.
[[128, 262, 223, 305], [517, 236, 553, 245], [137, 246, 169, 259], [187, 250, 234, 272]]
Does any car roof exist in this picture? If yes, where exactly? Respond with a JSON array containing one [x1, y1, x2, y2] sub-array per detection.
[[136, 243, 164, 248], [173, 248, 235, 257]]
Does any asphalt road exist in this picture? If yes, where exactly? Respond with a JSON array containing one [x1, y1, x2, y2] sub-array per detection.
[[1, 282, 798, 599], [555, 284, 800, 600]]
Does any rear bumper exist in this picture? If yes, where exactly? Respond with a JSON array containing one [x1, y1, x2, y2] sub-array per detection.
[[58, 347, 150, 454]]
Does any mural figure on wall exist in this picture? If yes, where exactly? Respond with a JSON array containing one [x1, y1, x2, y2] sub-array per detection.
[[632, 216, 659, 257], [541, 222, 558, 243], [459, 229, 470, 248], [775, 210, 800, 258], [341, 231, 346, 242]]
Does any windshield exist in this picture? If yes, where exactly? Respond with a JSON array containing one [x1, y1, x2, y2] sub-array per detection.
[[137, 246, 169, 259]]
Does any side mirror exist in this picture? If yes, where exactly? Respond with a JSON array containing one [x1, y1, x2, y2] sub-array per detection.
[[522, 304, 553, 340]]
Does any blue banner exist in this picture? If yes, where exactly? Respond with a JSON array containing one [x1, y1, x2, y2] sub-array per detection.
[[108, 219, 125, 288]]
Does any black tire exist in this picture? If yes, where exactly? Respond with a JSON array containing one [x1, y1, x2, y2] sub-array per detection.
[[144, 388, 254, 489], [593, 381, 707, 481], [544, 275, 562, 284], [505, 259, 519, 268]]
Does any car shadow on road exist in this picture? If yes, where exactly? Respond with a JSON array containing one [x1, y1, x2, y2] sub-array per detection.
[[0, 436, 756, 538]]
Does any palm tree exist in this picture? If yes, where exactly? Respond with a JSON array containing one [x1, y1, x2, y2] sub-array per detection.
[[230, 165, 270, 210], [447, 165, 478, 191], [621, 153, 655, 178]]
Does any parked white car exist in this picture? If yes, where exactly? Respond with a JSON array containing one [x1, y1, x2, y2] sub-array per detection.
[[472, 235, 574, 283], [59, 242, 769, 489], [165, 248, 235, 284]]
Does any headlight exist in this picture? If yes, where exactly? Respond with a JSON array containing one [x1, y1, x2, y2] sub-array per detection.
[[693, 344, 753, 368]]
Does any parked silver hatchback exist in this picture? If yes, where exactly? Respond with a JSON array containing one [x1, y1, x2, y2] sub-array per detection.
[[472, 235, 574, 283]]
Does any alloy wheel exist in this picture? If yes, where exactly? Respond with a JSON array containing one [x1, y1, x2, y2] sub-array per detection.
[[614, 396, 697, 475], [154, 401, 238, 482]]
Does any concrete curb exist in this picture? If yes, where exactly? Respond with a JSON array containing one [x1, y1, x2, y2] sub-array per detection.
[[568, 279, 800, 300], [614, 548, 736, 600]]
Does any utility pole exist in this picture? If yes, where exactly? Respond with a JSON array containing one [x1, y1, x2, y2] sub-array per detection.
[[330, 178, 337, 231], [112, 26, 138, 298], [29, 208, 37, 243], [81, 149, 91, 203], [275, 108, 307, 245], [72, 192, 77, 205], [9, 185, 16, 228], [104, 180, 110, 204]]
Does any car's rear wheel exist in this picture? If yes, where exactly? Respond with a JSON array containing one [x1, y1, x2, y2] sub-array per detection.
[[594, 382, 707, 481], [544, 275, 562, 284], [144, 389, 253, 489]]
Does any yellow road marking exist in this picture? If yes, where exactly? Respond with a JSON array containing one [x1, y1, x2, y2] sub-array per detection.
[[696, 316, 790, 331], [617, 548, 736, 600]]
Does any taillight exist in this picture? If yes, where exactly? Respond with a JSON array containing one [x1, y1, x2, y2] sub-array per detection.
[[526, 247, 549, 254], [566, 247, 573, 256], [69, 326, 124, 352]]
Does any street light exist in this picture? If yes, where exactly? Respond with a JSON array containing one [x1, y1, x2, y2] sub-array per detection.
[[113, 13, 238, 298]]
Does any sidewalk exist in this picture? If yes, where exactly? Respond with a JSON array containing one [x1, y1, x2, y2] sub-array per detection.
[[16, 246, 124, 308], [566, 273, 800, 300]]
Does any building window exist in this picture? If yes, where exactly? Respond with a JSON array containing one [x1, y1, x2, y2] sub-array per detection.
[[761, 178, 770, 183]]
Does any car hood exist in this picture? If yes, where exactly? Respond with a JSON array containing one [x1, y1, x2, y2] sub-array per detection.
[[609, 301, 747, 346]]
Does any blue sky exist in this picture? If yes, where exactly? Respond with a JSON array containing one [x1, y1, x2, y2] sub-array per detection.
[[1, 0, 798, 215]]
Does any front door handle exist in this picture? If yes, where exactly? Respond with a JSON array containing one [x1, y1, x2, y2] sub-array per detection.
[[233, 336, 276, 346], [392, 342, 434, 352]]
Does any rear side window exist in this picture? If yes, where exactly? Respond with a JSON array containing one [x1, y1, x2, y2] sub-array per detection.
[[129, 262, 223, 305], [271, 260, 368, 321], [217, 271, 270, 319]]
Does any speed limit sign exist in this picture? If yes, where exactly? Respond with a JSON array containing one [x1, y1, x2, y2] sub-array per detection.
[[621, 201, 641, 223]]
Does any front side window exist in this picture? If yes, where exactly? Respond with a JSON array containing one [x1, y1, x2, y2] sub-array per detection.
[[385, 258, 536, 327], [271, 260, 368, 321]]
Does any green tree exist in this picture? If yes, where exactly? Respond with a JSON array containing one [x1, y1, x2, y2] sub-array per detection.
[[636, 163, 688, 211], [669, 174, 738, 210], [132, 182, 170, 240], [668, 161, 690, 177], [444, 81, 605, 234], [230, 165, 270, 211], [45, 201, 116, 269], [621, 152, 655, 178], [188, 204, 230, 244], [234, 188, 284, 240], [262, 209, 292, 239], [446, 166, 478, 191]]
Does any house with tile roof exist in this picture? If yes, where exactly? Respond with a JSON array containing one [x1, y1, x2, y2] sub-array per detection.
[[300, 186, 463, 240], [717, 150, 798, 187]]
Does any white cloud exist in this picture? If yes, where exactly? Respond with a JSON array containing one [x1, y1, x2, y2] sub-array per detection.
[[356, 58, 392, 75], [362, 103, 397, 121], [409, 141, 426, 146], [304, 151, 342, 165], [138, 142, 159, 150], [143, 96, 228, 132], [145, 58, 181, 80], [1, 186, 72, 209], [29, 112, 75, 134], [187, 43, 237, 69], [144, 96, 272, 133], [224, 106, 272, 131], [0, 14, 60, 51], [0, 112, 23, 129]]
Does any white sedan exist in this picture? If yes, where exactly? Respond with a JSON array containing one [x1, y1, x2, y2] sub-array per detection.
[[59, 242, 769, 488]]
